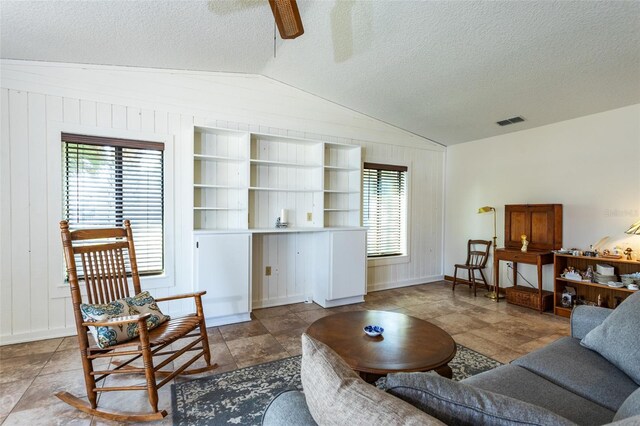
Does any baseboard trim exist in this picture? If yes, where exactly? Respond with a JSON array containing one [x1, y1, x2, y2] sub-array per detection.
[[367, 275, 444, 292], [0, 327, 77, 346], [204, 312, 252, 327], [252, 295, 306, 310], [443, 275, 506, 294]]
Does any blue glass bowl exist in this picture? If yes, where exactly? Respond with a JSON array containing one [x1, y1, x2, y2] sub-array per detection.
[[363, 325, 384, 337]]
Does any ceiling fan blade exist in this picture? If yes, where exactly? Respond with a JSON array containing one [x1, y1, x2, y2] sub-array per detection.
[[269, 0, 304, 39]]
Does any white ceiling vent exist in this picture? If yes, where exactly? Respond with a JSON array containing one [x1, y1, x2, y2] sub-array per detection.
[[496, 116, 525, 126]]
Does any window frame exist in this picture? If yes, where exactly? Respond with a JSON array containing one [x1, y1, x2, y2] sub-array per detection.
[[61, 132, 165, 277], [362, 161, 410, 266], [49, 124, 175, 299]]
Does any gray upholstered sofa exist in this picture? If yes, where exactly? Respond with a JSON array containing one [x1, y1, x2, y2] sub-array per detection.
[[262, 294, 640, 426]]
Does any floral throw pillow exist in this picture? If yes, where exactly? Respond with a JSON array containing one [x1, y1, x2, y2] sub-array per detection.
[[124, 291, 170, 331], [80, 292, 169, 349], [80, 298, 137, 348]]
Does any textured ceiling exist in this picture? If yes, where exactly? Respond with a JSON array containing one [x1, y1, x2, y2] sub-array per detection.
[[2, 0, 639, 145]]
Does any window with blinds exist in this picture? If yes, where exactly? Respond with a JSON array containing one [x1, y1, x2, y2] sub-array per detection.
[[62, 133, 165, 276], [363, 162, 408, 258]]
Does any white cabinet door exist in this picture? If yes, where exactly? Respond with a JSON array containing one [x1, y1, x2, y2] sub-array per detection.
[[328, 230, 367, 301], [194, 233, 251, 325]]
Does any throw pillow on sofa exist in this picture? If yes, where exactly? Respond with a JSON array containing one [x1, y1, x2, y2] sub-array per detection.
[[581, 291, 640, 385], [300, 333, 444, 426], [386, 371, 576, 426]]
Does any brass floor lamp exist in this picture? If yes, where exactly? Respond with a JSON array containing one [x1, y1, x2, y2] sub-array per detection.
[[478, 206, 504, 300]]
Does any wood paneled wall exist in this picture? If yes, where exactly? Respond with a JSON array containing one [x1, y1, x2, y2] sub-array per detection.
[[0, 60, 445, 344]]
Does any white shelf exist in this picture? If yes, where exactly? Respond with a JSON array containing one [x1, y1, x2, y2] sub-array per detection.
[[251, 159, 322, 168], [324, 189, 359, 194], [249, 186, 323, 193], [194, 207, 246, 211], [194, 184, 245, 189], [324, 208, 359, 212], [324, 165, 359, 171], [194, 154, 245, 162]]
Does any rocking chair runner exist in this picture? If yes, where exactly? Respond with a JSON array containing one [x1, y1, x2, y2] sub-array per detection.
[[452, 239, 492, 296], [58, 220, 217, 422]]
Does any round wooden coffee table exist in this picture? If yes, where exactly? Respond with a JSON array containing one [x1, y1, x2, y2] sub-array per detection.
[[306, 310, 456, 383]]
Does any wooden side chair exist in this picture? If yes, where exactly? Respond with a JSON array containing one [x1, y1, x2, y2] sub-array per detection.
[[452, 239, 492, 296], [58, 220, 217, 422]]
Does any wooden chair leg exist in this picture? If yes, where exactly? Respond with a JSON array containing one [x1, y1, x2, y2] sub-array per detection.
[[467, 269, 472, 292], [199, 319, 212, 367], [471, 269, 477, 297], [80, 350, 98, 409], [452, 266, 458, 291], [479, 269, 490, 291], [138, 323, 159, 414]]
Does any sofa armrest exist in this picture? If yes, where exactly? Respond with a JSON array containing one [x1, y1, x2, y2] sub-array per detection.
[[261, 390, 317, 426], [570, 305, 612, 339]]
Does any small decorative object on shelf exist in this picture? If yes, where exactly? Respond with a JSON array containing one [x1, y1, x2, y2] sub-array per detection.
[[521, 234, 528, 253], [624, 247, 633, 261], [275, 217, 288, 228]]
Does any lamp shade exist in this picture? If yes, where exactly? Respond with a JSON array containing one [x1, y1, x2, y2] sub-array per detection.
[[478, 206, 495, 214], [626, 220, 640, 235]]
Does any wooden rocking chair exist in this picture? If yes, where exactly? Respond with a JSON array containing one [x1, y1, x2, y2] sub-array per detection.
[[57, 220, 217, 422]]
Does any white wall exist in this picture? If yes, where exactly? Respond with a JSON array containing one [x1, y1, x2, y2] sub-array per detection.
[[0, 60, 445, 344], [445, 104, 640, 291]]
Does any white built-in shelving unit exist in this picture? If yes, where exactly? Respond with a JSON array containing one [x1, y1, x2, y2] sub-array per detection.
[[193, 127, 362, 230], [193, 126, 366, 327], [193, 129, 249, 230]]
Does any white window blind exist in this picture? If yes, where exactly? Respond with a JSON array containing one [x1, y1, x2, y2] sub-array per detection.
[[62, 133, 165, 275], [363, 162, 408, 257]]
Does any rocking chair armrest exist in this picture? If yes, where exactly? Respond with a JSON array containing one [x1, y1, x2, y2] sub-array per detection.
[[155, 291, 207, 302], [82, 313, 151, 328]]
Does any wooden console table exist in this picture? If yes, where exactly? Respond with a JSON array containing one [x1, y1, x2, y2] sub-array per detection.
[[494, 248, 554, 313]]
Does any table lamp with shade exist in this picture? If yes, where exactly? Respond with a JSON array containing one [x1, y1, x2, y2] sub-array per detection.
[[625, 219, 640, 261], [478, 206, 504, 300]]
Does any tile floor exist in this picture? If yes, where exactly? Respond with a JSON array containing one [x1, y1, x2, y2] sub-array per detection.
[[0, 281, 570, 425]]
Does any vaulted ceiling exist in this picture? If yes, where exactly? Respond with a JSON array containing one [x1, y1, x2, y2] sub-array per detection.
[[2, 0, 639, 145]]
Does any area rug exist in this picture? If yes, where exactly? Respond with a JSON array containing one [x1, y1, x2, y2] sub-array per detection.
[[172, 344, 501, 425]]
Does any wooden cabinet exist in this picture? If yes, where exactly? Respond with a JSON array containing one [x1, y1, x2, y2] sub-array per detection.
[[553, 254, 640, 318], [505, 204, 562, 251]]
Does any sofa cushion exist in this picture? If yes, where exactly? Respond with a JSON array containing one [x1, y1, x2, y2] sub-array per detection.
[[462, 364, 615, 425], [300, 333, 443, 426], [570, 305, 613, 339], [614, 388, 640, 422], [581, 290, 640, 386], [513, 336, 637, 411], [262, 390, 317, 426], [386, 371, 575, 426]]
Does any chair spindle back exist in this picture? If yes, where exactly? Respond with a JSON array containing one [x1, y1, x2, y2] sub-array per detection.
[[60, 220, 142, 307], [465, 240, 492, 268]]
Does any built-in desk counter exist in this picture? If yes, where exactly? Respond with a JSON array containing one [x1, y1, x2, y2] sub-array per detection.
[[194, 228, 367, 327]]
